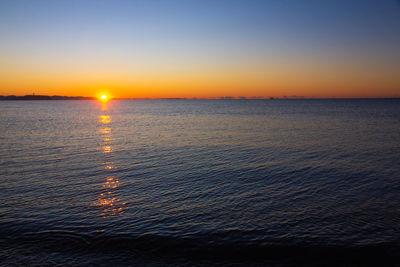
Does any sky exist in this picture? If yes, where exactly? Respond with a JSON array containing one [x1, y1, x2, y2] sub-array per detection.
[[0, 0, 400, 98]]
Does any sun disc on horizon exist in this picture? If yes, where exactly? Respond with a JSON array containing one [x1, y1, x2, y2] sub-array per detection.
[[99, 93, 110, 103]]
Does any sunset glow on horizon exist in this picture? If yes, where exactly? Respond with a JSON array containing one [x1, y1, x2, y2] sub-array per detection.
[[1, 0, 400, 98]]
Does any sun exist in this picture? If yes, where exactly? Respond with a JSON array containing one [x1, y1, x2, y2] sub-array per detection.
[[98, 93, 111, 103]]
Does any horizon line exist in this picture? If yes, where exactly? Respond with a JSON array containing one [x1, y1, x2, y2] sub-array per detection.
[[1, 94, 400, 101]]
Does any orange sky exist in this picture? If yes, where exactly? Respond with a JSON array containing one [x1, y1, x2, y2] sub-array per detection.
[[1, 56, 399, 98]]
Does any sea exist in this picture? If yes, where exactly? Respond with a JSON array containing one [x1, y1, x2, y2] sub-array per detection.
[[0, 99, 399, 266]]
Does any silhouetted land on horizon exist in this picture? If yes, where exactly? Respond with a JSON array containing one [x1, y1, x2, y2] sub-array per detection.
[[0, 95, 293, 100], [0, 95, 96, 100]]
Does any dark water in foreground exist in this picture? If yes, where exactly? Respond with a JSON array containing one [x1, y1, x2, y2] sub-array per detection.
[[0, 99, 399, 266]]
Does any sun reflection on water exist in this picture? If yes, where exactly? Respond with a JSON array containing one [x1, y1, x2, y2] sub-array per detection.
[[99, 115, 111, 124], [103, 145, 112, 153], [99, 127, 111, 134], [95, 101, 126, 217]]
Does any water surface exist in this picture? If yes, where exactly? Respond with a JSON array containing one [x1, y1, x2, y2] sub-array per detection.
[[1, 99, 399, 265]]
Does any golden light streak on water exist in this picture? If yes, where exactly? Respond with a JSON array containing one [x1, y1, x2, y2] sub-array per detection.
[[99, 115, 111, 124], [95, 101, 125, 217]]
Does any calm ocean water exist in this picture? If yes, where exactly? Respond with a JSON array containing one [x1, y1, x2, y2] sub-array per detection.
[[0, 99, 399, 266]]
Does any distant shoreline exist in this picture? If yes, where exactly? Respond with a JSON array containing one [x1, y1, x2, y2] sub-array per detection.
[[1, 95, 399, 101], [0, 95, 96, 100]]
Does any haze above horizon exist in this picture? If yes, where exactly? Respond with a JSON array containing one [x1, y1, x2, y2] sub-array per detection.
[[1, 0, 400, 98]]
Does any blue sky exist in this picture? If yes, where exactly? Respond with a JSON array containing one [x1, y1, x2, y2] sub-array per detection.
[[1, 0, 399, 97]]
